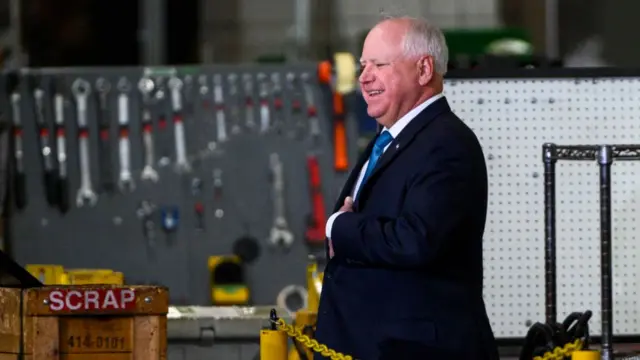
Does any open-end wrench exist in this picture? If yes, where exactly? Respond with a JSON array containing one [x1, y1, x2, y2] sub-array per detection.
[[116, 77, 135, 192], [242, 73, 256, 130], [154, 77, 171, 167], [286, 72, 305, 139], [71, 78, 98, 207], [213, 74, 228, 143], [95, 77, 115, 193], [53, 77, 69, 213], [227, 73, 242, 134], [10, 85, 26, 210], [31, 78, 57, 206], [138, 77, 159, 182], [268, 153, 294, 249], [270, 72, 284, 135], [168, 76, 190, 173], [300, 72, 321, 146], [257, 72, 271, 133]]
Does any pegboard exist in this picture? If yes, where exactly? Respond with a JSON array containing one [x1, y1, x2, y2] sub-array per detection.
[[4, 64, 361, 309], [444, 76, 640, 338]]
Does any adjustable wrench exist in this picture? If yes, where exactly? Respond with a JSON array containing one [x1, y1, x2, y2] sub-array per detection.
[[213, 74, 228, 143], [71, 78, 98, 207], [301, 72, 321, 146], [53, 78, 69, 213], [227, 73, 242, 134], [116, 77, 135, 191], [168, 76, 190, 173], [268, 153, 294, 248], [242, 73, 256, 130], [138, 77, 159, 182], [10, 83, 26, 210], [256, 72, 271, 133], [270, 73, 285, 135], [95, 77, 115, 193]]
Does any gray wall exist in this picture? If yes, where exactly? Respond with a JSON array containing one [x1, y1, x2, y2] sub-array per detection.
[[200, 0, 501, 63]]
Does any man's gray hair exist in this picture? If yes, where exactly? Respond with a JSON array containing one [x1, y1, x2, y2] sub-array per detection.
[[379, 14, 449, 76]]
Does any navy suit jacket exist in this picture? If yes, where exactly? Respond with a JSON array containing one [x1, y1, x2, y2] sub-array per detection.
[[314, 97, 499, 360]]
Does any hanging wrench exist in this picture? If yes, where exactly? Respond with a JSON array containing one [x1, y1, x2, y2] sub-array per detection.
[[168, 76, 191, 173], [116, 77, 135, 191], [270, 72, 285, 135], [301, 72, 321, 146], [212, 74, 228, 143], [138, 77, 159, 182], [257, 72, 271, 133], [10, 88, 26, 210], [268, 153, 294, 248], [227, 73, 242, 134], [242, 73, 256, 130], [53, 78, 69, 213], [72, 78, 98, 207], [286, 72, 305, 139], [95, 77, 115, 193]]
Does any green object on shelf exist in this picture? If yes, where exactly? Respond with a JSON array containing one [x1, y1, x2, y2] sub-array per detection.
[[255, 54, 287, 63], [445, 28, 533, 60]]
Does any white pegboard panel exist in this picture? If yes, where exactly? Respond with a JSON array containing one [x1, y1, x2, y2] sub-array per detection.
[[443, 77, 640, 338]]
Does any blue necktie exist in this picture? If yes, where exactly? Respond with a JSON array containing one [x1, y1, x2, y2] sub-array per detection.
[[356, 130, 394, 200]]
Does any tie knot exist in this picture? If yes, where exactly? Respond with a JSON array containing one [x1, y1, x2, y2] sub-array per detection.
[[374, 131, 393, 150]]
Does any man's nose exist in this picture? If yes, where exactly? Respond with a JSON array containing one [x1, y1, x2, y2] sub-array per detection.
[[359, 66, 373, 84]]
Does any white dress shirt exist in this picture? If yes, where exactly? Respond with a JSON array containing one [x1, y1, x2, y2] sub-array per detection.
[[325, 93, 444, 239]]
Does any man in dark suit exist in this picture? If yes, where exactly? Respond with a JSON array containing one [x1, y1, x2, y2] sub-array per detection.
[[314, 16, 499, 360]]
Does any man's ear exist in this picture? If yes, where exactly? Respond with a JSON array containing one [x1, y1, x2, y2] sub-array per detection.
[[417, 56, 434, 86]]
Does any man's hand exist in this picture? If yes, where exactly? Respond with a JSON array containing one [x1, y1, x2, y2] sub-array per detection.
[[339, 196, 354, 212], [329, 197, 354, 258]]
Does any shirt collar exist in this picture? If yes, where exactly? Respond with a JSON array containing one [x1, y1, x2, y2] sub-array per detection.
[[385, 93, 444, 138]]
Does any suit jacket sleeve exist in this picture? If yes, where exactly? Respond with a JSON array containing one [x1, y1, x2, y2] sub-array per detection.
[[331, 143, 473, 268]]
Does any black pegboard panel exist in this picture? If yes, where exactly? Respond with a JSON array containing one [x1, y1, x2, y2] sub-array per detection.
[[4, 64, 361, 305]]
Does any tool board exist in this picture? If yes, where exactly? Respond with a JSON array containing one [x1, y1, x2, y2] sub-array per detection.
[[3, 64, 362, 307]]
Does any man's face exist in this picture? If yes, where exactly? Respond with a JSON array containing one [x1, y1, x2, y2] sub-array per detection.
[[359, 21, 420, 127]]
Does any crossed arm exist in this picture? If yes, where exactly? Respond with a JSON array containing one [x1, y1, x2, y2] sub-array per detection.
[[326, 147, 471, 269]]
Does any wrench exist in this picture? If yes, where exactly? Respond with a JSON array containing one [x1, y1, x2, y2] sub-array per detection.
[[168, 76, 191, 173], [257, 72, 271, 133], [10, 91, 26, 210], [138, 77, 159, 182], [268, 153, 294, 248], [116, 77, 135, 191], [242, 73, 256, 129], [71, 78, 98, 207], [227, 73, 242, 134], [301, 72, 321, 145], [270, 72, 284, 135], [95, 77, 116, 193], [286, 72, 305, 139], [53, 78, 69, 212], [213, 74, 228, 143]]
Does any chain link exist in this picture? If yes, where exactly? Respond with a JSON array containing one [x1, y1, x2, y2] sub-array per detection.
[[273, 318, 355, 360], [273, 317, 584, 360], [533, 339, 583, 360]]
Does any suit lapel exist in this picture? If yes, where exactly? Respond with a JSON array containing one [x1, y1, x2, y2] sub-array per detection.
[[358, 97, 452, 198], [332, 137, 377, 212]]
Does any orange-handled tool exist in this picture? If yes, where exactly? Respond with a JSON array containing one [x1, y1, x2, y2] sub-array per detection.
[[333, 93, 348, 172]]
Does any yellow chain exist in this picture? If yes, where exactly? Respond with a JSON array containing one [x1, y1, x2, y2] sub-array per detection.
[[533, 339, 583, 360], [273, 318, 355, 360], [274, 317, 583, 360]]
